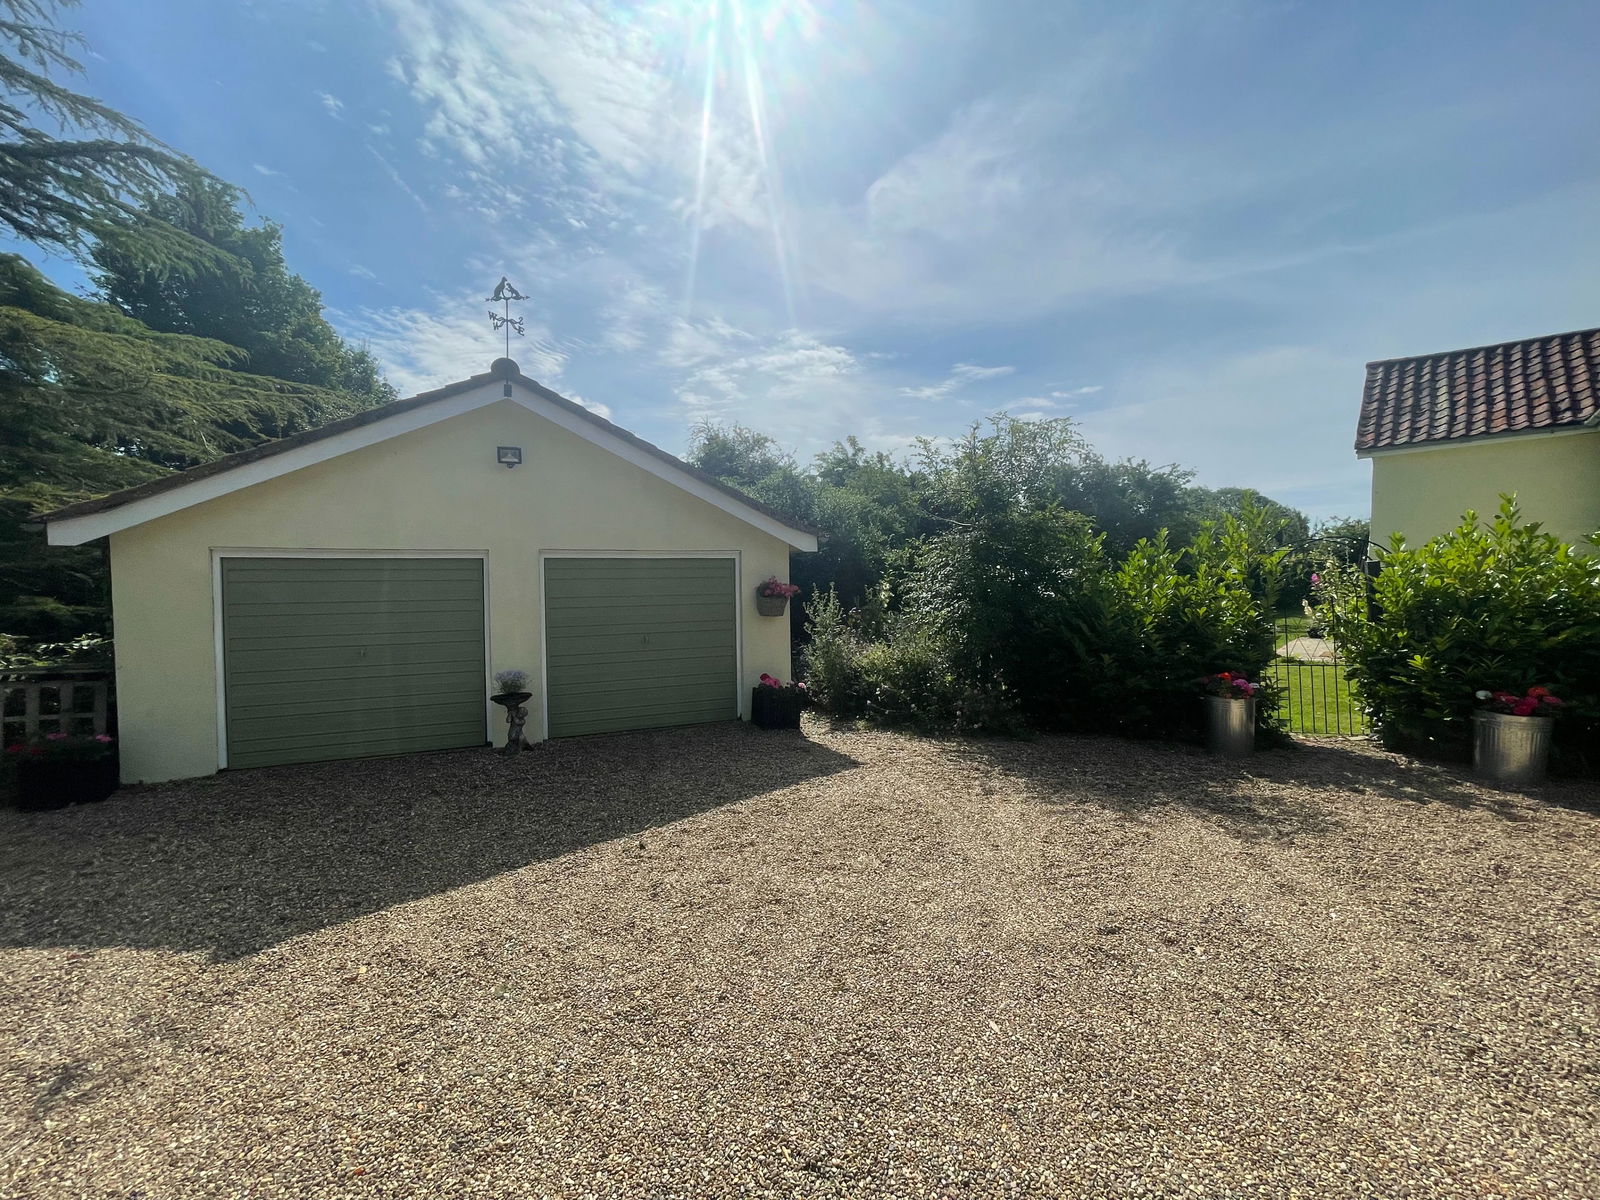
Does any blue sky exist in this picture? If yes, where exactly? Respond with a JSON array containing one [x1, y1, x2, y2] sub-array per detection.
[[38, 0, 1600, 519]]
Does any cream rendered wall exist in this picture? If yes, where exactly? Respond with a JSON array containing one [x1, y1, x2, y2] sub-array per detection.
[[108, 397, 797, 783], [1368, 428, 1600, 549]]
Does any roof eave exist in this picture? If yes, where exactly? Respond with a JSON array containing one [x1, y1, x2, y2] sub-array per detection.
[[1356, 421, 1600, 458]]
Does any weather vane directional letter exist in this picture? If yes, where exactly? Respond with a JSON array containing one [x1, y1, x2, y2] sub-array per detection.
[[486, 276, 528, 359]]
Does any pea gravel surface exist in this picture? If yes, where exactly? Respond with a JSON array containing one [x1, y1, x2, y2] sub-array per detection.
[[1, 721, 1597, 1200]]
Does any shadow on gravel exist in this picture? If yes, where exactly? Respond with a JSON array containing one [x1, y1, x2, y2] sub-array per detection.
[[1273, 739, 1600, 820], [0, 722, 858, 960], [951, 733, 1599, 841]]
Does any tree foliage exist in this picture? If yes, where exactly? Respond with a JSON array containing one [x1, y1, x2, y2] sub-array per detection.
[[0, 0, 232, 272], [779, 415, 1301, 740], [0, 255, 370, 636], [0, 2, 395, 642], [91, 178, 394, 406], [687, 413, 1311, 625]]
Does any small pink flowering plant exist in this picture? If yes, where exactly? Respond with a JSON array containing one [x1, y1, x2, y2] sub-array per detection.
[[758, 672, 807, 697], [1200, 670, 1260, 699], [1475, 686, 1564, 718], [4, 732, 116, 762], [757, 577, 801, 599]]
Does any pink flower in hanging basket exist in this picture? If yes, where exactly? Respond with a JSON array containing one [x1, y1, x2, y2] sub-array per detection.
[[757, 576, 801, 599]]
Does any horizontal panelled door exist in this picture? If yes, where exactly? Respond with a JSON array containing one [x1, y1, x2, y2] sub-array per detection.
[[543, 556, 738, 738], [220, 556, 487, 769]]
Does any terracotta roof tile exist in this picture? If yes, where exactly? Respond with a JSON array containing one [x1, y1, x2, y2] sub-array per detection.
[[1356, 327, 1600, 451]]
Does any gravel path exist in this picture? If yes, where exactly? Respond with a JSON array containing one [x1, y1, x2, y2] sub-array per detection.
[[1, 722, 1597, 1199]]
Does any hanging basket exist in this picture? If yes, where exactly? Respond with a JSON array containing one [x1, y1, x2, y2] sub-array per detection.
[[755, 594, 789, 617]]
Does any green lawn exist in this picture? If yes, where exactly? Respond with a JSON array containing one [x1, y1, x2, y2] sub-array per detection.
[[1269, 660, 1367, 735], [1270, 612, 1368, 735]]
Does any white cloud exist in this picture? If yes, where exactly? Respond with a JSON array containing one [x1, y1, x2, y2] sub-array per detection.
[[318, 91, 344, 118], [559, 392, 613, 421], [251, 163, 281, 177], [341, 299, 568, 397], [598, 277, 670, 353], [653, 319, 867, 444], [899, 361, 1015, 401], [375, 0, 770, 234], [1014, 385, 1102, 410], [660, 316, 756, 371], [365, 143, 429, 214], [793, 15, 1437, 326]]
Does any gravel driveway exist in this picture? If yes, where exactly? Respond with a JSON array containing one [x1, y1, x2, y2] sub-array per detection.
[[2, 722, 1597, 1199]]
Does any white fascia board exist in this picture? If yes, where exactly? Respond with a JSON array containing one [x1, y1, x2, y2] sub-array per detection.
[[511, 388, 818, 551], [46, 378, 819, 552], [1356, 423, 1600, 459]]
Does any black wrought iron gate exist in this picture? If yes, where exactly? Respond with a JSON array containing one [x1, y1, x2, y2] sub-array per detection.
[[1270, 537, 1375, 736]]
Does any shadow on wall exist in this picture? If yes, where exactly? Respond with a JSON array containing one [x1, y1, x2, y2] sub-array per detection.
[[946, 733, 1599, 843], [0, 722, 860, 960]]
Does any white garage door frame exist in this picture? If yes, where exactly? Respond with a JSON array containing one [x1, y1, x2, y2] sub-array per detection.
[[209, 547, 493, 770], [537, 549, 743, 741]]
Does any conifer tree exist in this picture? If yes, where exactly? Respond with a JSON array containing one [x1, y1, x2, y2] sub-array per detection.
[[0, 2, 388, 639]]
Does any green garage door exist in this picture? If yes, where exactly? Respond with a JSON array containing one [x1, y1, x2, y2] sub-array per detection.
[[544, 557, 737, 738], [221, 557, 486, 769]]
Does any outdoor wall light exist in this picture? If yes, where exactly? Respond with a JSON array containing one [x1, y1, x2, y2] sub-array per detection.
[[496, 445, 523, 469]]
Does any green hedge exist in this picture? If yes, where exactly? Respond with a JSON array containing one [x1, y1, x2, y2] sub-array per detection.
[[1328, 500, 1600, 771]]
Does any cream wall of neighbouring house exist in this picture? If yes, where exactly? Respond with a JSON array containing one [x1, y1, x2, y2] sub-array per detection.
[[1368, 429, 1600, 549], [107, 396, 798, 783]]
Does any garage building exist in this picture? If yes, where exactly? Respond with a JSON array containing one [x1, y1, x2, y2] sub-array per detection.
[[40, 358, 817, 783]]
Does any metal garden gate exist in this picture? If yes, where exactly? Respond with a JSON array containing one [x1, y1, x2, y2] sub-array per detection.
[[1270, 537, 1379, 736]]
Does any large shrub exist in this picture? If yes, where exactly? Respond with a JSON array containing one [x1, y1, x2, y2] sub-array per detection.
[[899, 505, 1111, 728], [802, 502, 1292, 741], [1101, 513, 1286, 738], [800, 589, 1023, 734], [799, 588, 871, 719], [1330, 500, 1600, 767]]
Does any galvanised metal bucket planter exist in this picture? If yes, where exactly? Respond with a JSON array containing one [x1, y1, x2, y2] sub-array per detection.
[[1473, 711, 1553, 786], [1205, 695, 1256, 757]]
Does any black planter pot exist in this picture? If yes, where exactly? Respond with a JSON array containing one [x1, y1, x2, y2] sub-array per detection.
[[14, 756, 118, 811], [751, 686, 803, 730], [490, 691, 533, 709]]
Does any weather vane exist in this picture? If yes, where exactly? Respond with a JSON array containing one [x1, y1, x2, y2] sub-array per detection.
[[486, 276, 527, 359]]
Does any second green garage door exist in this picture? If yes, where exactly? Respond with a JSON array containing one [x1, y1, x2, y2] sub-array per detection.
[[544, 557, 738, 737], [221, 556, 487, 769]]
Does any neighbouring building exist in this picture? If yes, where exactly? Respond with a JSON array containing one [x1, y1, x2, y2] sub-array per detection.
[[1357, 327, 1599, 548]]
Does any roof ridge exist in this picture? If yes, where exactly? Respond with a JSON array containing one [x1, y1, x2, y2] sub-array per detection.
[[1364, 325, 1600, 369]]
